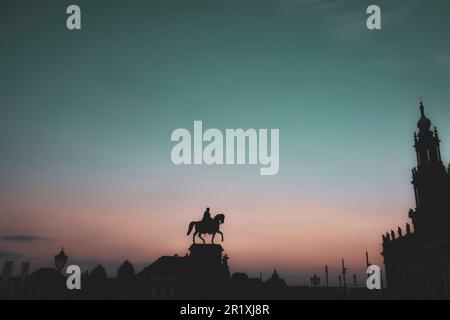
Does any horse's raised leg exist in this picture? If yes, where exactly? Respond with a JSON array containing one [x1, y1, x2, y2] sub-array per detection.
[[193, 231, 197, 244], [199, 233, 206, 244], [218, 231, 224, 241], [212, 233, 216, 244]]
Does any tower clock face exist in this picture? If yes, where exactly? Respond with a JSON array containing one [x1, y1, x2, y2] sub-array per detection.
[[1, 0, 450, 303]]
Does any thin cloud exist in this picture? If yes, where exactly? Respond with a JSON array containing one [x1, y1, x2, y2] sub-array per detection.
[[0, 235, 52, 242], [282, 0, 351, 11], [306, 0, 353, 12], [283, 0, 420, 41], [0, 250, 22, 260]]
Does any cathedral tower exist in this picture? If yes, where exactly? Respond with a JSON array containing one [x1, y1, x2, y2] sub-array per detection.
[[409, 100, 450, 234], [382, 99, 450, 298]]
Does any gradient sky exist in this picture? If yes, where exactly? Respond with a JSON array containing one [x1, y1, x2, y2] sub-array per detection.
[[1, 0, 450, 284]]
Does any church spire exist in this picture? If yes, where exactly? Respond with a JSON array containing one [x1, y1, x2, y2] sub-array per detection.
[[413, 99, 444, 168], [411, 100, 447, 217], [417, 98, 432, 132], [419, 97, 425, 117]]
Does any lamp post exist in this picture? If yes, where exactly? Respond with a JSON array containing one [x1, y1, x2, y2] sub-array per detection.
[[310, 274, 320, 288], [341, 259, 347, 290], [55, 248, 68, 273], [366, 251, 371, 268]]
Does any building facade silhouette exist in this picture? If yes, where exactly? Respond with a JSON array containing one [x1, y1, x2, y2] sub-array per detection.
[[137, 244, 230, 299], [382, 101, 450, 298]]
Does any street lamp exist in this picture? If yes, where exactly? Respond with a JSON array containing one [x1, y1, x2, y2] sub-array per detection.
[[310, 274, 321, 288], [55, 248, 68, 272]]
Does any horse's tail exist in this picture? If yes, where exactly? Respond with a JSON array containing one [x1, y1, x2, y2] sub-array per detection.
[[187, 222, 196, 235]]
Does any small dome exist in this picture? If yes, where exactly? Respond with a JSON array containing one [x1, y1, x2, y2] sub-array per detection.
[[89, 265, 107, 280], [117, 260, 135, 279], [417, 116, 431, 131], [265, 269, 287, 287], [417, 101, 431, 131]]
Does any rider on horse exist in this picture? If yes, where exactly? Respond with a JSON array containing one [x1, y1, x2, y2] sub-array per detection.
[[187, 208, 225, 244], [202, 208, 212, 226]]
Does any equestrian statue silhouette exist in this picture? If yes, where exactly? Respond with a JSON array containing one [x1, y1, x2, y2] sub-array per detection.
[[187, 208, 225, 244]]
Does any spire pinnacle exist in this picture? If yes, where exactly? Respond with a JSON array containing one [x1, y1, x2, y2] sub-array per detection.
[[417, 98, 431, 131], [419, 97, 425, 117]]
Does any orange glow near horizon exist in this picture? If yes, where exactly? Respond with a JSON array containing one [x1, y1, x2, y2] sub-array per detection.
[[0, 182, 413, 281]]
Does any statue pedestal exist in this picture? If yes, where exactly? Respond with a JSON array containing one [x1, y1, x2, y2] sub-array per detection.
[[189, 244, 223, 263], [185, 244, 229, 285]]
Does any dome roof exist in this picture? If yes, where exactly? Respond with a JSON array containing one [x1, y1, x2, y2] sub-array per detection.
[[265, 269, 287, 287], [417, 101, 431, 131], [117, 260, 135, 279], [89, 264, 107, 280]]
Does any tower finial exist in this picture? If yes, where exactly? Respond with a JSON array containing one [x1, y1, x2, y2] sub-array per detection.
[[419, 97, 425, 117], [417, 97, 431, 131]]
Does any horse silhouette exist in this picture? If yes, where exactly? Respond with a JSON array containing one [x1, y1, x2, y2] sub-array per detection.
[[187, 213, 225, 244]]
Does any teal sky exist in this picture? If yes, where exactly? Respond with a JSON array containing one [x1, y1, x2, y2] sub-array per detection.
[[1, 0, 450, 283]]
